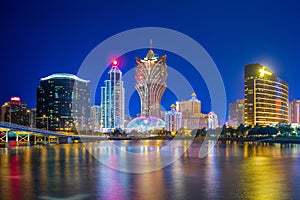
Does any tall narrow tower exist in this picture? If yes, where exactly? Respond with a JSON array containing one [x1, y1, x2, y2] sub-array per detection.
[[135, 46, 167, 118], [100, 60, 125, 132]]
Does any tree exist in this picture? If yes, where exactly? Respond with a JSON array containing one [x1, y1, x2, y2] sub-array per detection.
[[278, 124, 293, 136]]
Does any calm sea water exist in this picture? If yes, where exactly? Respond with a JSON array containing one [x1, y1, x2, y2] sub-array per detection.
[[1, 140, 300, 200]]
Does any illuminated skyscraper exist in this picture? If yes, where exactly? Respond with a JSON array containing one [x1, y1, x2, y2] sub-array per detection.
[[165, 104, 182, 132], [100, 60, 125, 132], [36, 73, 90, 132], [289, 100, 300, 124], [244, 64, 288, 125], [1, 97, 29, 126], [135, 47, 167, 117]]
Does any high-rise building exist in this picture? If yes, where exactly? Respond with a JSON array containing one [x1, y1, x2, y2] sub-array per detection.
[[1, 97, 29, 126], [165, 104, 182, 132], [228, 100, 245, 126], [289, 100, 300, 124], [100, 60, 125, 132], [135, 47, 167, 117], [176, 93, 202, 130], [236, 100, 245, 125], [176, 93, 201, 118], [166, 93, 218, 130], [90, 105, 101, 131], [36, 73, 90, 132], [228, 103, 238, 126], [244, 64, 288, 125]]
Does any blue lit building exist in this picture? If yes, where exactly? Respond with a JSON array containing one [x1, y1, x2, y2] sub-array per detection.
[[100, 60, 125, 132]]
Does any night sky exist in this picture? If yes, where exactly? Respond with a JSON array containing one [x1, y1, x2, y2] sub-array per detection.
[[1, 0, 300, 123]]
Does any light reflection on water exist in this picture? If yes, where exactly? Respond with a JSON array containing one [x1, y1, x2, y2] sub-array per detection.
[[0, 141, 300, 200]]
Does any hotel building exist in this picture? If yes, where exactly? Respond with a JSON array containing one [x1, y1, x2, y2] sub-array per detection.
[[244, 64, 288, 125], [135, 47, 167, 118], [100, 60, 125, 132], [165, 104, 182, 132], [36, 73, 90, 132]]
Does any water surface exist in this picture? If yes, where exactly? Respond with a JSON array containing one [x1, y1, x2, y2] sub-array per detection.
[[0, 141, 300, 199]]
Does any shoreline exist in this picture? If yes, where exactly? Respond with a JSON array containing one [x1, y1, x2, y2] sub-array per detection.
[[108, 136, 300, 144]]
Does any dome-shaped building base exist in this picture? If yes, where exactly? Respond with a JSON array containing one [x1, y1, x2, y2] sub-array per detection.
[[126, 116, 166, 134]]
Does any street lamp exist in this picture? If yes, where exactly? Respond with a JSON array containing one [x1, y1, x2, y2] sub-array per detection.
[[26, 110, 31, 127], [42, 115, 49, 131]]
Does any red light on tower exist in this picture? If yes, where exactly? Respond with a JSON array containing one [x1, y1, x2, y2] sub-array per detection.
[[112, 59, 118, 66], [10, 97, 21, 102]]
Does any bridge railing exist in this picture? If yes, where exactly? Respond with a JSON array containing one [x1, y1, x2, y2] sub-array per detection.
[[0, 121, 65, 136]]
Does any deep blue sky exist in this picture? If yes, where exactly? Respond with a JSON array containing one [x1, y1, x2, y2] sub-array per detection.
[[1, 0, 300, 122]]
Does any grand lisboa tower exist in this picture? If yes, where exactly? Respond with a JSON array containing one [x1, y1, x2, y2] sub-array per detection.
[[135, 46, 168, 118], [127, 45, 167, 133]]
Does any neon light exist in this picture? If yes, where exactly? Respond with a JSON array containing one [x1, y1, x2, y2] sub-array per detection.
[[259, 67, 272, 77], [113, 59, 118, 66], [10, 97, 20, 102], [40, 73, 89, 83]]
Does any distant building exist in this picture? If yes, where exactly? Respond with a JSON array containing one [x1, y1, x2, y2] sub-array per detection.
[[100, 60, 125, 132], [28, 108, 36, 128], [36, 73, 90, 132], [228, 100, 244, 126], [135, 47, 167, 117], [228, 103, 238, 126], [177, 93, 202, 130], [1, 97, 29, 126], [90, 105, 100, 131], [165, 104, 182, 132], [244, 64, 288, 125], [176, 93, 201, 118], [289, 100, 300, 124], [208, 112, 218, 129]]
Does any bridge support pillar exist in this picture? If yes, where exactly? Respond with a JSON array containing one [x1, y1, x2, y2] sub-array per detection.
[[44, 135, 47, 145], [0, 131, 9, 147], [67, 136, 73, 144], [15, 133, 30, 146], [16, 133, 19, 146], [6, 131, 9, 147], [27, 134, 30, 146], [48, 136, 59, 144], [34, 135, 37, 145]]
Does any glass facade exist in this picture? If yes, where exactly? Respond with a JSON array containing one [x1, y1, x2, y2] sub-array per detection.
[[100, 64, 125, 132], [244, 64, 288, 125], [127, 116, 166, 133], [36, 73, 90, 132]]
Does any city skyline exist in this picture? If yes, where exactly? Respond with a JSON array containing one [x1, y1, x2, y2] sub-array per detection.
[[0, 59, 298, 122], [2, 2, 300, 199], [1, 1, 300, 117]]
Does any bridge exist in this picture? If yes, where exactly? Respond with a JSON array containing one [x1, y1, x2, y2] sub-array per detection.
[[0, 121, 105, 147]]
